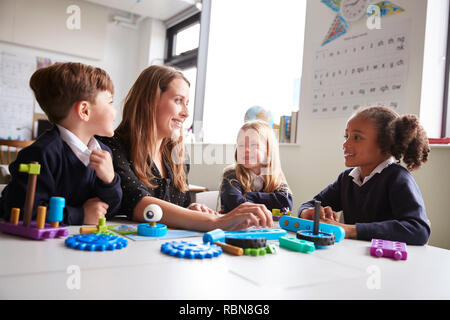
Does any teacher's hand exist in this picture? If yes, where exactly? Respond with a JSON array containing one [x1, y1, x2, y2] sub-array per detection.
[[188, 203, 219, 215], [216, 202, 273, 230]]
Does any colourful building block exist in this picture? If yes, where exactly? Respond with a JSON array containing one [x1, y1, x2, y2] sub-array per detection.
[[370, 238, 407, 260], [161, 240, 222, 259], [271, 207, 291, 221], [137, 223, 167, 237], [0, 221, 69, 240], [296, 200, 335, 248], [279, 216, 345, 242], [225, 237, 266, 249], [244, 247, 267, 256], [203, 228, 287, 244], [137, 204, 167, 237], [47, 196, 65, 228], [0, 194, 69, 240], [65, 234, 128, 251], [279, 236, 315, 253], [19, 162, 41, 227]]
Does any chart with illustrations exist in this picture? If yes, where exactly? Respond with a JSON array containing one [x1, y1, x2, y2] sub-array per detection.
[[0, 51, 36, 140], [310, 21, 410, 118]]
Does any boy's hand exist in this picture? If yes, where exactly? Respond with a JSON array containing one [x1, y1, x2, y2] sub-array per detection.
[[89, 150, 115, 184], [83, 197, 109, 225], [300, 205, 338, 221]]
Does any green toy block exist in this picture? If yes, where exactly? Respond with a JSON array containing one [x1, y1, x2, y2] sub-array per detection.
[[272, 209, 281, 216], [19, 163, 41, 175], [279, 236, 315, 253], [244, 247, 267, 256], [265, 244, 277, 254]]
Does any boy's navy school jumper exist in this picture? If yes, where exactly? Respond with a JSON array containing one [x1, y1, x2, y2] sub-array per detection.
[[298, 163, 431, 245], [220, 169, 293, 214], [0, 126, 122, 225]]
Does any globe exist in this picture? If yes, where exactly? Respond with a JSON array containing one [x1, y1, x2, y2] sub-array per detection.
[[244, 106, 274, 128]]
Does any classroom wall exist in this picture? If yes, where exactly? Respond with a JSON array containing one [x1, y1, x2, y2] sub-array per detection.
[[0, 0, 166, 129], [188, 0, 450, 250]]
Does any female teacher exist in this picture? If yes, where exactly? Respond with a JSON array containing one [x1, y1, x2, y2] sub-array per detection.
[[99, 65, 273, 231]]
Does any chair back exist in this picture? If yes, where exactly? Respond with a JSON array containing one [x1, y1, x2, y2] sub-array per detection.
[[0, 140, 34, 164]]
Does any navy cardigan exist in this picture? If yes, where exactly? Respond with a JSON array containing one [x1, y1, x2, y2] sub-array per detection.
[[0, 126, 122, 225], [220, 168, 293, 213], [298, 163, 431, 245]]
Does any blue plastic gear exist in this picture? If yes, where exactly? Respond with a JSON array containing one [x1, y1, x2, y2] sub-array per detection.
[[65, 234, 128, 251], [161, 240, 222, 259]]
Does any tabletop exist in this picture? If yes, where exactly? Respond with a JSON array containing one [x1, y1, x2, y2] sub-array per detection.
[[0, 221, 449, 300]]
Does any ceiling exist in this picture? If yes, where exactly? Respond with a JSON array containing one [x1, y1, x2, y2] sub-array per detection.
[[85, 0, 197, 21]]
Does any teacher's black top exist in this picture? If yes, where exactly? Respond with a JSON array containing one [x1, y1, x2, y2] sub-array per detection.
[[98, 135, 191, 220]]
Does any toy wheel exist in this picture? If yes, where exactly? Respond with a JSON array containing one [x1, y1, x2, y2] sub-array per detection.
[[296, 230, 335, 246]]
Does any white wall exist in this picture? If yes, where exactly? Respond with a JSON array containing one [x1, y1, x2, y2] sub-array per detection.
[[0, 0, 167, 129], [188, 0, 450, 250]]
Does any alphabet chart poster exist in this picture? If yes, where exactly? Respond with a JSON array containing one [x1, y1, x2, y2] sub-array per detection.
[[0, 51, 35, 140], [309, 20, 410, 118]]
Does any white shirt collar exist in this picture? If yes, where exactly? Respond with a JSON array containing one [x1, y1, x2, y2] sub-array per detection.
[[250, 170, 265, 192], [349, 157, 395, 187], [56, 124, 101, 166]]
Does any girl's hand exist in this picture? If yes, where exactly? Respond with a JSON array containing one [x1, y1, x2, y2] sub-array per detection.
[[321, 218, 357, 239], [89, 150, 115, 184], [300, 205, 338, 221], [216, 202, 273, 230], [188, 203, 219, 215]]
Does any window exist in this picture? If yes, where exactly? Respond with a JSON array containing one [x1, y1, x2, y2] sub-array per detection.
[[420, 0, 450, 139], [444, 3, 450, 137], [165, 12, 201, 136], [195, 0, 307, 144]]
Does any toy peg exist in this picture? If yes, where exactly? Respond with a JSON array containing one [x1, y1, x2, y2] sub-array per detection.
[[36, 206, 47, 229], [313, 200, 321, 235], [80, 226, 98, 234], [19, 162, 41, 227], [214, 241, 244, 256], [79, 218, 110, 235], [10, 208, 20, 225], [48, 197, 65, 228]]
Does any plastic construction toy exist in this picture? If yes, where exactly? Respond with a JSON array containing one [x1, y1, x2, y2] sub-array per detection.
[[279, 236, 315, 253], [65, 233, 128, 251], [161, 240, 222, 259], [370, 239, 407, 261], [214, 241, 244, 256], [137, 204, 167, 237], [79, 217, 115, 236], [279, 215, 345, 242], [225, 237, 266, 249], [203, 228, 287, 244], [0, 164, 69, 240], [271, 207, 292, 221], [296, 201, 335, 248]]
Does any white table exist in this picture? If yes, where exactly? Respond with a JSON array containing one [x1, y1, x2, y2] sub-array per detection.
[[0, 221, 449, 300]]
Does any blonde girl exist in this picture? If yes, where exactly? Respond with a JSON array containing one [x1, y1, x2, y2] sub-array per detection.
[[220, 120, 293, 213]]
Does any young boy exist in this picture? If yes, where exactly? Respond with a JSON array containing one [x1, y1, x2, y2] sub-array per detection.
[[0, 62, 122, 225]]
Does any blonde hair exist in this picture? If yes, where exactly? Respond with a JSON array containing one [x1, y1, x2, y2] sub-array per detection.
[[115, 65, 189, 191], [225, 120, 290, 194]]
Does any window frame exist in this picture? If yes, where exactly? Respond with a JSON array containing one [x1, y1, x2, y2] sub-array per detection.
[[164, 12, 201, 69], [442, 4, 450, 137]]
